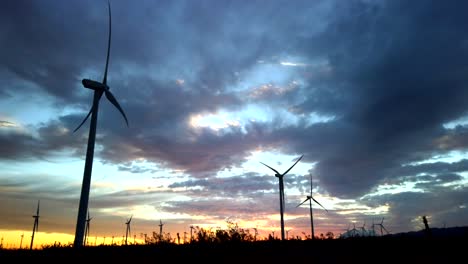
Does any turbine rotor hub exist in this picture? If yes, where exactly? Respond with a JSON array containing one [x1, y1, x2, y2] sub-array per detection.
[[82, 79, 110, 91]]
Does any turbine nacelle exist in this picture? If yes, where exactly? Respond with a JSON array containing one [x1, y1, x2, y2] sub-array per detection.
[[82, 79, 110, 91]]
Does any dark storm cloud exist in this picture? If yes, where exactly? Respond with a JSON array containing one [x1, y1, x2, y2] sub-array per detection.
[[278, 0, 468, 198], [0, 118, 85, 160], [168, 173, 276, 196], [397, 159, 468, 177], [0, 0, 100, 102], [1, 0, 332, 173]]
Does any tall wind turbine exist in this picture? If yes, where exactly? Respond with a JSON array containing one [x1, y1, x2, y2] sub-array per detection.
[[125, 215, 132, 245], [73, 0, 129, 248], [30, 200, 40, 250], [296, 173, 328, 240], [261, 154, 303, 240], [84, 210, 92, 246]]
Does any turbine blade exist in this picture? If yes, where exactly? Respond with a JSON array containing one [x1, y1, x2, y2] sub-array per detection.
[[309, 173, 313, 195], [296, 197, 310, 208], [260, 162, 280, 175], [73, 107, 93, 133], [382, 226, 389, 234], [311, 196, 328, 212], [105, 90, 129, 126], [36, 200, 40, 215], [73, 91, 104, 133], [282, 155, 303, 176], [103, 0, 111, 85]]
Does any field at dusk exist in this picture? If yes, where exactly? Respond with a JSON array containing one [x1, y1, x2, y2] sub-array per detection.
[[1, 233, 467, 263]]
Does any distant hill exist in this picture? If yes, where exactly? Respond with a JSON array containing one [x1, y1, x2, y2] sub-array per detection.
[[388, 226, 468, 238]]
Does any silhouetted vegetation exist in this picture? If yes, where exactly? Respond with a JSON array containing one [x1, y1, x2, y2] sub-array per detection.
[[1, 226, 467, 263]]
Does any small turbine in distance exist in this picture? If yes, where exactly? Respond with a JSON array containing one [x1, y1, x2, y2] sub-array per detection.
[[376, 217, 389, 236], [159, 219, 164, 241], [30, 200, 40, 250], [73, 0, 129, 248], [125, 215, 132, 245], [84, 210, 93, 246], [296, 173, 328, 240], [261, 154, 303, 241]]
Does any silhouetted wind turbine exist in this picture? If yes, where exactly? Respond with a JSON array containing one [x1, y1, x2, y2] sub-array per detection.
[[350, 223, 359, 237], [360, 221, 367, 237], [84, 210, 92, 246], [190, 225, 194, 242], [296, 173, 328, 240], [73, 0, 129, 248], [30, 200, 40, 250], [125, 215, 132, 245], [159, 219, 164, 240], [20, 233, 24, 249], [261, 155, 303, 241], [371, 219, 376, 236], [376, 217, 389, 236]]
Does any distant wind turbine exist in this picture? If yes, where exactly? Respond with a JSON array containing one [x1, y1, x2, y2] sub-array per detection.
[[159, 219, 164, 240], [261, 155, 303, 241], [20, 233, 24, 249], [73, 0, 129, 248], [125, 215, 132, 245], [30, 200, 40, 250], [360, 221, 367, 237], [296, 173, 328, 240], [84, 210, 92, 246], [190, 225, 195, 242], [376, 217, 389, 236]]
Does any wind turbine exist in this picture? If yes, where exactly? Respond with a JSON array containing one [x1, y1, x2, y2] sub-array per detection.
[[190, 225, 194, 242], [125, 215, 132, 245], [30, 200, 40, 250], [296, 173, 328, 240], [360, 221, 367, 237], [73, 0, 129, 248], [261, 155, 303, 241], [376, 217, 389, 236], [159, 219, 164, 241], [20, 233, 24, 249], [84, 210, 92, 246]]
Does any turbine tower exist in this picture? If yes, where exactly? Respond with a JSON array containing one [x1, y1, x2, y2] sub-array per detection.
[[261, 155, 303, 240], [30, 200, 40, 250], [73, 0, 129, 248], [296, 173, 328, 240], [125, 215, 132, 245], [84, 210, 92, 246]]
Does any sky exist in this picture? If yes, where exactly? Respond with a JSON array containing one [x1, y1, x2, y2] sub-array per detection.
[[1, 0, 468, 248]]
